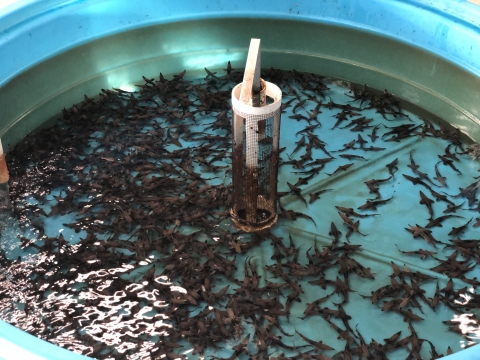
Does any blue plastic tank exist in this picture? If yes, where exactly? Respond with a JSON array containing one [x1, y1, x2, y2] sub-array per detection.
[[0, 1, 479, 359]]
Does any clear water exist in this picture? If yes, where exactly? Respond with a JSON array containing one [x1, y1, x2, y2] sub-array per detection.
[[1, 69, 480, 359]]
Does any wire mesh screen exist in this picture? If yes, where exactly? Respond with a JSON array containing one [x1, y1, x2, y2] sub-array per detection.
[[230, 81, 282, 232]]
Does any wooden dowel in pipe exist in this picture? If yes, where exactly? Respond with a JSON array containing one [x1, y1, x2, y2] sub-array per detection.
[[0, 139, 9, 184], [241, 39, 261, 224], [240, 39, 261, 107]]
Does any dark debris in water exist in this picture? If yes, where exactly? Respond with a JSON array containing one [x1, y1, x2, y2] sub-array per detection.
[[0, 66, 480, 359]]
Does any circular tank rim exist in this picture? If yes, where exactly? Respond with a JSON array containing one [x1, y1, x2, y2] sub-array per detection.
[[0, 1, 479, 359], [1, 0, 480, 87]]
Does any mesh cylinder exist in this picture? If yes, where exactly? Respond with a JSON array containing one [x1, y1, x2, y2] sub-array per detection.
[[230, 80, 282, 232]]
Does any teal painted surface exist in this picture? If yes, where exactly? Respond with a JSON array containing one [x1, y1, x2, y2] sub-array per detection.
[[1, 0, 480, 84], [1, 18, 480, 150], [0, 0, 479, 359], [0, 321, 90, 360], [0, 1, 479, 150]]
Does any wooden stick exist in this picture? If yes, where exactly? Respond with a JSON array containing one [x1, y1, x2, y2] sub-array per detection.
[[240, 39, 261, 107], [0, 139, 9, 184], [241, 39, 261, 223]]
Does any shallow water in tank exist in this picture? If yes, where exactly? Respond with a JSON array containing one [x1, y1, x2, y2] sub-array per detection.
[[1, 68, 480, 359]]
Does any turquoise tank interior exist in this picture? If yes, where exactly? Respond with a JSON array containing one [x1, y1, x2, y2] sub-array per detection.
[[0, 1, 480, 359]]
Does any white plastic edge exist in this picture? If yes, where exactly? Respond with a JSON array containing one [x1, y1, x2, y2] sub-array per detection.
[[231, 81, 282, 116]]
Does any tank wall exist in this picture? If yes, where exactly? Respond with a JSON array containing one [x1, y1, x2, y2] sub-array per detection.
[[1, 17, 480, 149], [0, 1, 480, 360], [1, 0, 480, 85]]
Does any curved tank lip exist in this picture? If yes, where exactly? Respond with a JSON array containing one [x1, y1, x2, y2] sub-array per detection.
[[0, 1, 479, 359], [1, 0, 480, 87], [0, 321, 91, 360]]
